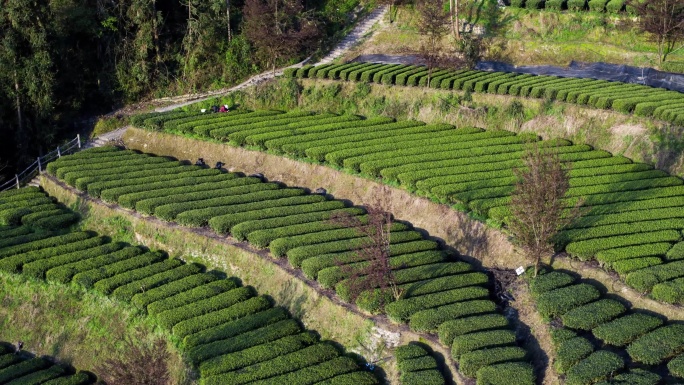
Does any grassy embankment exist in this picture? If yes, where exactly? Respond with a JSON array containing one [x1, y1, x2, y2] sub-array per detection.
[[0, 272, 192, 384]]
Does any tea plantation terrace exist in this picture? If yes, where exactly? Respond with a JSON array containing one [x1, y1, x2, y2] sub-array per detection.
[[0, 186, 378, 385], [43, 146, 537, 384], [284, 62, 684, 125], [529, 267, 684, 384], [132, 108, 684, 304]]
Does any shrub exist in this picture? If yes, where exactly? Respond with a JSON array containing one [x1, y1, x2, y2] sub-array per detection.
[[438, 314, 509, 346], [398, 355, 438, 372], [592, 313, 663, 347], [147, 279, 238, 315], [172, 295, 272, 338], [251, 356, 362, 385], [131, 273, 218, 310], [156, 286, 254, 329], [535, 283, 600, 319], [7, 364, 65, 384], [288, 230, 424, 267], [452, 329, 517, 359], [545, 0, 566, 10], [228, 204, 356, 239], [565, 351, 624, 385], [182, 307, 289, 348], [525, 0, 545, 8], [651, 278, 684, 304], [0, 234, 104, 274], [190, 318, 301, 364], [313, 371, 379, 385], [555, 336, 594, 373], [72, 251, 167, 288], [561, 299, 626, 330], [93, 259, 183, 295], [42, 371, 94, 385], [460, 346, 527, 378], [22, 240, 124, 279], [605, 0, 624, 12], [409, 300, 496, 332], [399, 370, 445, 385], [46, 246, 144, 284], [199, 332, 317, 375], [530, 271, 576, 297], [201, 343, 339, 385], [111, 263, 203, 302], [301, 242, 442, 279], [565, 230, 681, 260], [386, 286, 490, 323], [475, 362, 535, 385], [668, 354, 684, 379], [627, 324, 684, 365], [0, 358, 51, 383]]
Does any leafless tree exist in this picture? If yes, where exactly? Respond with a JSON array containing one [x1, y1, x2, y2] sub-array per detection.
[[416, 0, 449, 87], [243, 0, 320, 75], [628, 0, 684, 64], [95, 334, 171, 385], [332, 185, 401, 305], [507, 142, 582, 277]]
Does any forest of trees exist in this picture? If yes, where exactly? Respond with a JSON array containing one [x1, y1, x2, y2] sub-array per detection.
[[0, 0, 366, 181]]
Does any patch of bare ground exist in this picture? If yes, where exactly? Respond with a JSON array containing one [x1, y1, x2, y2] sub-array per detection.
[[42, 175, 467, 385], [493, 268, 561, 385]]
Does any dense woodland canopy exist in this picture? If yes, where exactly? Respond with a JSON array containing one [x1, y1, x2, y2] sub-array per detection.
[[0, 0, 366, 180]]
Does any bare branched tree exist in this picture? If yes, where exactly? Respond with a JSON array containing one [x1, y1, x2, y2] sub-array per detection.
[[628, 0, 684, 64], [95, 334, 171, 385], [332, 185, 402, 306], [416, 0, 449, 87], [507, 142, 583, 277], [243, 0, 320, 75]]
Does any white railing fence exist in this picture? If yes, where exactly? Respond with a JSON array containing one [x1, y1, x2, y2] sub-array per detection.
[[0, 135, 82, 192]]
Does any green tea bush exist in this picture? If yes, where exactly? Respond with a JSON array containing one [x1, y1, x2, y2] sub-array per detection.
[[627, 324, 684, 365], [452, 329, 517, 359], [561, 299, 626, 330], [46, 246, 144, 284], [42, 371, 94, 385], [147, 279, 239, 315], [111, 263, 203, 302], [0, 234, 104, 274], [460, 346, 527, 378], [90, 257, 181, 295], [592, 313, 663, 347], [438, 314, 509, 346], [668, 354, 684, 379], [651, 278, 684, 304], [202, 343, 339, 385], [409, 300, 497, 332], [565, 350, 624, 385], [313, 371, 378, 385], [191, 318, 302, 363], [157, 286, 254, 329], [475, 362, 535, 385], [22, 241, 123, 279], [172, 295, 272, 338], [530, 271, 576, 297], [0, 358, 51, 383], [183, 307, 288, 348], [200, 332, 317, 375], [555, 336, 594, 373], [130, 273, 218, 310], [385, 286, 489, 322], [73, 251, 166, 288], [535, 283, 600, 319], [545, 0, 566, 10]]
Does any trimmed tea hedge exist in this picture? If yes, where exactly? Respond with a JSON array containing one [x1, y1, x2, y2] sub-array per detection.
[[395, 343, 446, 385]]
